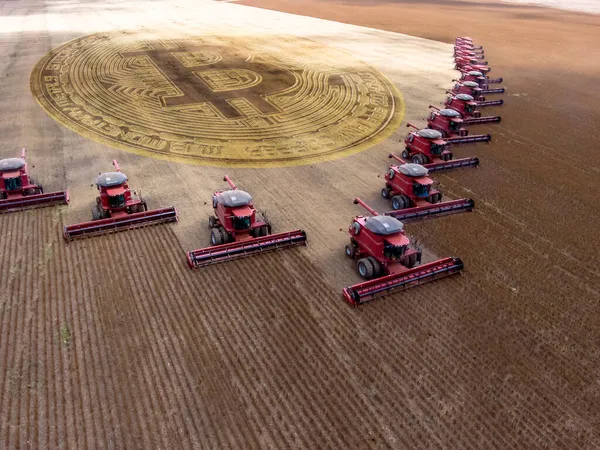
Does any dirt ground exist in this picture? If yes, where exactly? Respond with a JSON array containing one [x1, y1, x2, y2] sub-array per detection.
[[1, 0, 600, 448]]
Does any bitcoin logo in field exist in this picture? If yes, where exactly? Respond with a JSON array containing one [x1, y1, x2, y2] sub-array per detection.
[[31, 33, 404, 167]]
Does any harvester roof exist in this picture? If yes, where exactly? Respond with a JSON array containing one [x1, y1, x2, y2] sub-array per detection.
[[364, 215, 404, 236], [417, 129, 443, 140], [398, 163, 428, 177], [468, 71, 483, 76], [217, 190, 252, 207], [455, 93, 475, 101], [106, 186, 126, 196], [0, 158, 25, 171], [463, 81, 479, 88], [96, 172, 127, 187], [439, 109, 461, 117]]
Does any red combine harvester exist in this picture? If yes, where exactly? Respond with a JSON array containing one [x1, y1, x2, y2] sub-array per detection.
[[451, 80, 505, 100], [444, 94, 503, 119], [455, 55, 489, 71], [186, 176, 307, 268], [396, 123, 481, 172], [454, 47, 484, 58], [63, 159, 178, 240], [0, 148, 68, 213], [342, 198, 464, 306], [381, 162, 474, 222], [460, 70, 503, 87], [427, 106, 499, 138]]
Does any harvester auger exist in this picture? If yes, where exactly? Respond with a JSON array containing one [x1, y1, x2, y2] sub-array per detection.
[[63, 159, 178, 240], [460, 70, 503, 87], [451, 80, 505, 101], [395, 122, 480, 172], [427, 107, 496, 139], [0, 148, 69, 213], [342, 198, 464, 306], [443, 94, 503, 120], [381, 162, 474, 222], [186, 176, 307, 268]]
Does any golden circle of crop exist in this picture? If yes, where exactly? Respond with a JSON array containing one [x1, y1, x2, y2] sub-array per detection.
[[31, 33, 405, 167]]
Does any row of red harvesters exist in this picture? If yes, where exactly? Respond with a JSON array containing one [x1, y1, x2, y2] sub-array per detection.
[[341, 36, 506, 306], [0, 37, 503, 307]]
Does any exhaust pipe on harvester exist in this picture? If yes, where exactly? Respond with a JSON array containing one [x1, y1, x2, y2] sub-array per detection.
[[342, 257, 464, 306], [186, 229, 307, 268], [63, 206, 178, 241], [0, 190, 69, 213]]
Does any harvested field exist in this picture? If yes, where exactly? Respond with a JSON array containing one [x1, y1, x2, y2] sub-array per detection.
[[1, 0, 600, 448]]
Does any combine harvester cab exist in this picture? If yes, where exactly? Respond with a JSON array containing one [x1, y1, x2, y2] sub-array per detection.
[[381, 163, 474, 222], [187, 175, 307, 268], [444, 94, 503, 120], [427, 106, 493, 142], [450, 81, 505, 101], [393, 124, 479, 173], [342, 198, 464, 306], [0, 148, 69, 213], [63, 159, 178, 240]]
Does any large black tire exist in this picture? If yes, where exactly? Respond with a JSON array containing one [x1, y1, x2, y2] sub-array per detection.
[[260, 225, 269, 237], [430, 193, 442, 204], [367, 256, 381, 277], [404, 253, 418, 269], [357, 258, 374, 280], [381, 188, 391, 199], [91, 205, 103, 221], [401, 149, 410, 160], [345, 244, 355, 258], [442, 152, 453, 161], [412, 154, 428, 165], [391, 195, 409, 211], [210, 228, 223, 246]]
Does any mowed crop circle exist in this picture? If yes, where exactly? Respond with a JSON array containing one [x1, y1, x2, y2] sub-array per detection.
[[31, 32, 404, 167]]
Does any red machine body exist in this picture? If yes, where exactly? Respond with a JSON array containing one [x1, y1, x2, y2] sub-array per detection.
[[397, 122, 480, 172], [381, 162, 475, 222], [443, 94, 503, 120], [0, 148, 69, 213], [186, 176, 307, 268], [451, 81, 505, 101], [426, 106, 497, 138], [455, 55, 488, 70], [63, 159, 178, 240], [342, 198, 464, 306]]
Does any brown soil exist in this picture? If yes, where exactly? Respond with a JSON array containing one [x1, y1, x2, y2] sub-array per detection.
[[2, 0, 600, 448]]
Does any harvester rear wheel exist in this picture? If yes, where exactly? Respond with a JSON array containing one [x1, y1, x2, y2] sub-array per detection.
[[367, 256, 381, 277], [357, 258, 374, 280], [210, 228, 223, 246], [208, 216, 217, 229], [411, 154, 427, 165], [401, 149, 410, 160], [381, 188, 391, 199], [345, 245, 355, 258]]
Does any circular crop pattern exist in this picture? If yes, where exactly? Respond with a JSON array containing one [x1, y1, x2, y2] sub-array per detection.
[[31, 33, 404, 167]]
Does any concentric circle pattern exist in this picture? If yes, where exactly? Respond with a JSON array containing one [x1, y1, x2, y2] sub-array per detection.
[[31, 33, 404, 167]]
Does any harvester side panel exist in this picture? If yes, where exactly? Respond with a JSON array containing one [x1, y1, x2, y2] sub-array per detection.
[[0, 191, 69, 213], [424, 157, 480, 173], [64, 206, 178, 240], [385, 198, 474, 223], [342, 257, 464, 306], [187, 229, 307, 268]]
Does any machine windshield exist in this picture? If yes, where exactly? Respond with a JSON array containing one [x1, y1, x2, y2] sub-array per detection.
[[384, 243, 406, 260], [430, 143, 444, 155], [465, 104, 474, 113], [4, 177, 22, 191], [450, 120, 461, 131], [232, 216, 251, 230], [413, 183, 430, 197], [108, 194, 126, 208]]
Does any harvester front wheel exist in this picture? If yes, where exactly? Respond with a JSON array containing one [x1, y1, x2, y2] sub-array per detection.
[[430, 193, 442, 204], [404, 254, 418, 268], [367, 256, 381, 277], [357, 258, 374, 280], [411, 154, 427, 165], [260, 225, 269, 237], [391, 195, 409, 210], [442, 152, 453, 161], [210, 228, 223, 246]]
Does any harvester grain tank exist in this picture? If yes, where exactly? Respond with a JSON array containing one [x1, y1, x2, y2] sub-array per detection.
[[381, 163, 474, 222], [342, 198, 464, 306], [63, 159, 178, 240], [186, 176, 307, 268], [0, 148, 68, 213]]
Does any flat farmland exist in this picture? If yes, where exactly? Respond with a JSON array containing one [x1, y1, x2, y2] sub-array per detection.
[[1, 0, 600, 448]]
